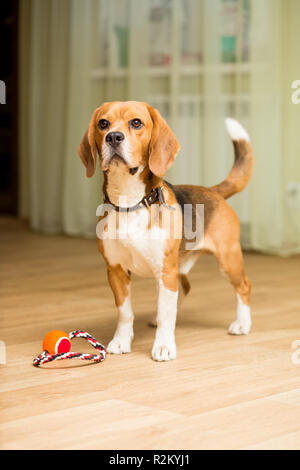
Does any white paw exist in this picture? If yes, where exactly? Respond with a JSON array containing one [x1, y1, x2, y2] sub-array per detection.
[[107, 336, 132, 354], [152, 339, 176, 362], [228, 319, 251, 335]]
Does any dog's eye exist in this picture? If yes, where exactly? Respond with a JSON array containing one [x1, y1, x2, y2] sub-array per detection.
[[98, 119, 110, 130], [129, 118, 143, 129]]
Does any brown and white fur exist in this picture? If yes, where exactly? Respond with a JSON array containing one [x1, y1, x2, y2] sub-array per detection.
[[78, 101, 254, 361]]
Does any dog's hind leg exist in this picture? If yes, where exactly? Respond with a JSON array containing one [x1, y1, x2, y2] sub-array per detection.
[[178, 252, 200, 305], [216, 243, 252, 335]]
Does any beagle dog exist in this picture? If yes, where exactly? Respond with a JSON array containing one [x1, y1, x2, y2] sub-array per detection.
[[79, 101, 254, 361]]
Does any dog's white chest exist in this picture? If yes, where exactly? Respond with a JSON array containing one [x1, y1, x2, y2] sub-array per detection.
[[101, 208, 166, 278]]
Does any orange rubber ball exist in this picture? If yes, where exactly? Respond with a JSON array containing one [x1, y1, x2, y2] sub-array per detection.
[[42, 330, 71, 355]]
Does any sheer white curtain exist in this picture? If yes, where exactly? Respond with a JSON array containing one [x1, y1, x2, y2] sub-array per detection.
[[249, 0, 300, 254], [19, 0, 300, 253], [19, 0, 102, 237], [19, 0, 71, 232]]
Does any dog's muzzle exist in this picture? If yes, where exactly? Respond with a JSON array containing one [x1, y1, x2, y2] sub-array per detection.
[[105, 131, 125, 148]]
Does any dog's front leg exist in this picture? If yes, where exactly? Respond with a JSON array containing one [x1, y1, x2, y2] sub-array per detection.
[[106, 264, 134, 354], [152, 272, 178, 362]]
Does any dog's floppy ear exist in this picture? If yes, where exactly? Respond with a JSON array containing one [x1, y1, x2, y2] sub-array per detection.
[[78, 109, 99, 177], [147, 105, 180, 178]]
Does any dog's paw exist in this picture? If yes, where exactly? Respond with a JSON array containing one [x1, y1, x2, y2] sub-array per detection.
[[107, 336, 132, 354], [152, 339, 176, 362], [228, 319, 251, 335]]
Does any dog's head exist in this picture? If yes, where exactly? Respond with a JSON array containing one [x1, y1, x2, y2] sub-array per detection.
[[78, 101, 180, 178]]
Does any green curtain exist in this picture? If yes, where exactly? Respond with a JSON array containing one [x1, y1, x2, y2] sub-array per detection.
[[19, 0, 300, 254]]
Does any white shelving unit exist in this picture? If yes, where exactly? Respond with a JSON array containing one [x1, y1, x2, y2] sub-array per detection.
[[92, 0, 251, 113], [92, 0, 252, 233], [91, 62, 251, 79]]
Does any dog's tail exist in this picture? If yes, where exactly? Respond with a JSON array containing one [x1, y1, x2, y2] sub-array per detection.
[[209, 118, 254, 199]]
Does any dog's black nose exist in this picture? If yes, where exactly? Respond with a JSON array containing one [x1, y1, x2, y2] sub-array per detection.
[[105, 131, 125, 147]]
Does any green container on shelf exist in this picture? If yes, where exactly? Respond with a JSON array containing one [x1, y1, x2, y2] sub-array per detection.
[[115, 26, 129, 68], [221, 0, 238, 63], [221, 36, 237, 63]]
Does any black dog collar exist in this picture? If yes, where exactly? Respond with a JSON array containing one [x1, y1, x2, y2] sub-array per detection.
[[103, 186, 175, 212]]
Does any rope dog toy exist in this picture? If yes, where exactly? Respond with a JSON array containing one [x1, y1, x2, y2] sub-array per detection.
[[33, 330, 106, 367]]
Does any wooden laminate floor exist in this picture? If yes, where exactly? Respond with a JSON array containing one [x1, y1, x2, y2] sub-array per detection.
[[0, 217, 300, 450]]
